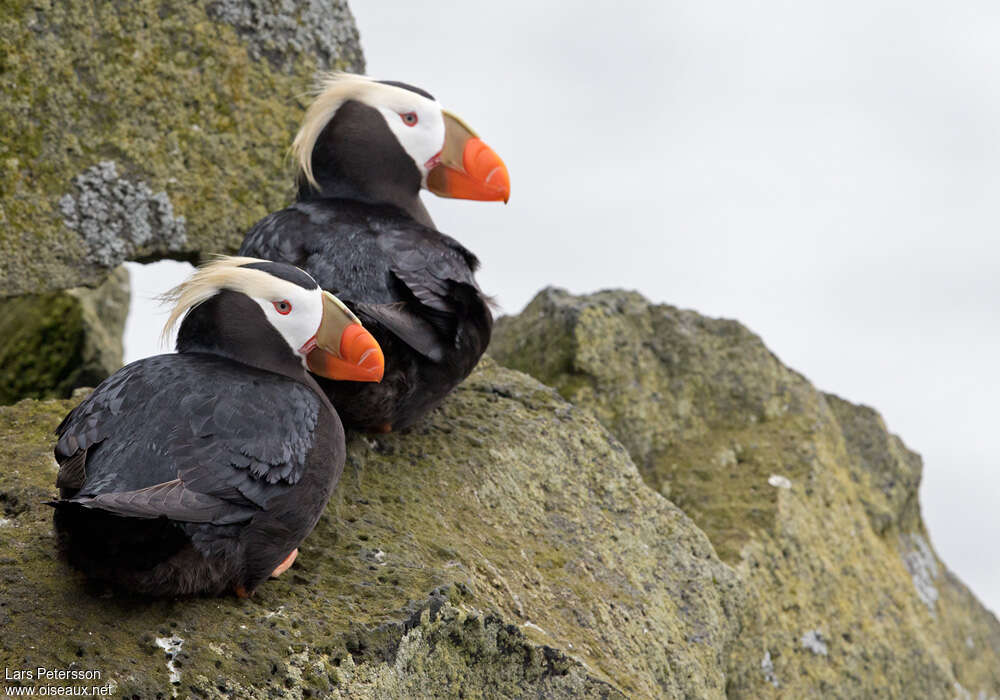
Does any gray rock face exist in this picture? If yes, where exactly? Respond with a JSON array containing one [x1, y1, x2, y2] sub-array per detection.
[[492, 287, 1000, 699], [827, 393, 923, 535], [207, 0, 365, 73]]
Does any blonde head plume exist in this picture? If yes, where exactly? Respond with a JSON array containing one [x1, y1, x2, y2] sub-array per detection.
[[291, 73, 379, 189], [159, 256, 305, 347]]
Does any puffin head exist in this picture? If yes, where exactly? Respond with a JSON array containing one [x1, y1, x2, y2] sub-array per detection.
[[291, 73, 510, 214], [162, 257, 385, 383]]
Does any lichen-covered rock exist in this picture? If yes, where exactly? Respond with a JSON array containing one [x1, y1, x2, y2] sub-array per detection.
[[0, 266, 129, 404], [0, 359, 747, 698], [492, 287, 1000, 699], [206, 0, 364, 73], [0, 0, 364, 298]]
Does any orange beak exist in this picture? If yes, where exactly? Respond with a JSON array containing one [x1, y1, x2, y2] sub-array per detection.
[[426, 110, 510, 203], [304, 292, 385, 382]]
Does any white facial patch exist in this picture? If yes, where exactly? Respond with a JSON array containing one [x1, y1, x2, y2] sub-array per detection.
[[250, 281, 325, 365], [370, 94, 446, 184]]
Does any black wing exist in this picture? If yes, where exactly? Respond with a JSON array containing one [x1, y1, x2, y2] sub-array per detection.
[[53, 354, 320, 525], [370, 217, 481, 314]]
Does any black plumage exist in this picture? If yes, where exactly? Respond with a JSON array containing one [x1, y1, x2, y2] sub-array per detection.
[[240, 200, 491, 431], [239, 76, 503, 431], [49, 269, 374, 597]]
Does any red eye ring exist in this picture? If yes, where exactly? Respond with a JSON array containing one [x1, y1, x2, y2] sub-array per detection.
[[273, 300, 292, 315], [400, 111, 418, 126]]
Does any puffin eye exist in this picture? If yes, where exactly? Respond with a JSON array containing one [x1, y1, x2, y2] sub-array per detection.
[[400, 111, 418, 126], [272, 300, 292, 315]]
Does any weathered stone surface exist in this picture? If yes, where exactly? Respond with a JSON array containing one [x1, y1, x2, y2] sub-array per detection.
[[0, 266, 129, 404], [492, 288, 1000, 699], [0, 359, 746, 698], [207, 0, 364, 73], [0, 0, 364, 298]]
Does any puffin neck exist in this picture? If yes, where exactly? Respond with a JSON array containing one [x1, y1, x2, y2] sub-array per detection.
[[296, 166, 371, 205], [297, 176, 435, 229], [175, 291, 309, 384]]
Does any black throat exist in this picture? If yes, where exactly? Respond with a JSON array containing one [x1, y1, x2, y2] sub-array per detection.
[[176, 291, 308, 383], [296, 100, 434, 228]]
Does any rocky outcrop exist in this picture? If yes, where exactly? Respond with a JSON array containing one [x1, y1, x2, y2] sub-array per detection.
[[0, 266, 129, 404], [2, 8, 996, 689], [492, 288, 1000, 698], [0, 359, 749, 698], [2, 288, 997, 697], [0, 0, 363, 297]]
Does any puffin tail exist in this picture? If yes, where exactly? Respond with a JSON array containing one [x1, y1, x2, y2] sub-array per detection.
[[51, 503, 189, 579]]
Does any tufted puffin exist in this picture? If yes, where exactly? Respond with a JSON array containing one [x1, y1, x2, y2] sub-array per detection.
[[239, 73, 509, 432], [49, 257, 384, 597]]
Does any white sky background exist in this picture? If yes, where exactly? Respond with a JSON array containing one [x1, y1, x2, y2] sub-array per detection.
[[125, 0, 1000, 615]]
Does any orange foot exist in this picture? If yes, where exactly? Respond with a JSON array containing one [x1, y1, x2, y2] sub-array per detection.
[[234, 585, 251, 599], [270, 548, 298, 578], [372, 422, 393, 434]]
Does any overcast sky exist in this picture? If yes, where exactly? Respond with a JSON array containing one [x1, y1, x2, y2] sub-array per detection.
[[125, 0, 1000, 615]]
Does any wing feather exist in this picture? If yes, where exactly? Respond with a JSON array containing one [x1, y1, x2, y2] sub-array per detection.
[[354, 302, 445, 362], [67, 479, 256, 525], [55, 449, 87, 490], [53, 355, 320, 523]]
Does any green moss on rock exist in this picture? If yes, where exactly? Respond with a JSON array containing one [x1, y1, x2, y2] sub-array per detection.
[[492, 287, 1000, 699], [0, 0, 363, 297], [0, 292, 83, 403], [0, 359, 747, 698], [0, 266, 128, 404]]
